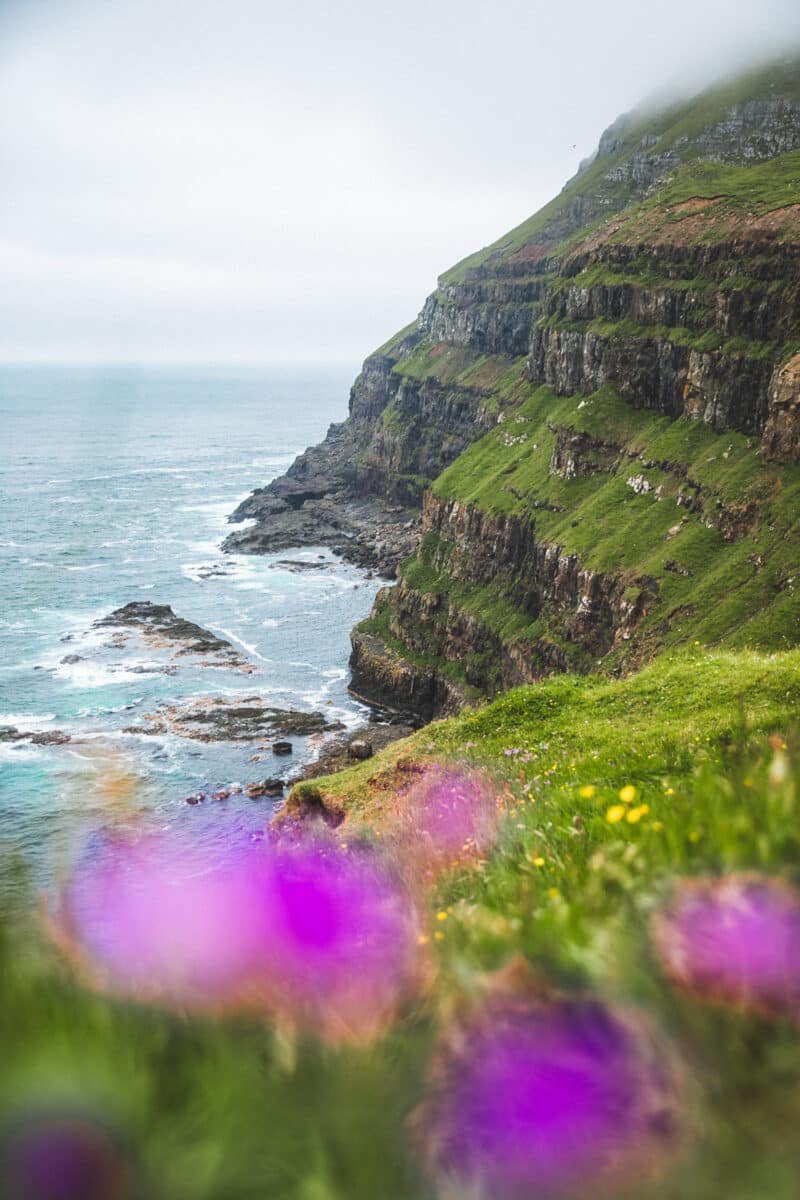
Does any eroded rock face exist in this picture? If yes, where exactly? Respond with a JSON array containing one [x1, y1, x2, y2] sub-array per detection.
[[348, 630, 468, 721], [763, 353, 800, 462], [379, 495, 657, 694], [223, 345, 500, 571]]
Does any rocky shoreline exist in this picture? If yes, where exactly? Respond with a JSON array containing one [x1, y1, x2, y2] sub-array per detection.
[[222, 419, 421, 577], [14, 599, 426, 808]]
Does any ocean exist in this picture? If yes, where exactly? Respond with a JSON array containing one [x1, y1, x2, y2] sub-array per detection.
[[0, 364, 384, 898]]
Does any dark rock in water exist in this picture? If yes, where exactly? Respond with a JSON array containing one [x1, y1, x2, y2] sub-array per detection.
[[185, 793, 204, 805], [196, 563, 234, 579], [348, 738, 373, 760], [271, 559, 334, 573], [28, 730, 71, 746], [247, 778, 285, 798], [0, 726, 71, 746], [60, 654, 84, 665], [93, 602, 255, 672], [148, 697, 331, 743], [272, 741, 293, 756]]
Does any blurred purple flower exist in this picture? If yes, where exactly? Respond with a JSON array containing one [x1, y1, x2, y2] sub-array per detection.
[[253, 838, 423, 1041], [2, 1115, 126, 1200], [390, 766, 499, 880], [419, 993, 677, 1199], [57, 833, 268, 1008], [56, 832, 423, 1039], [653, 874, 800, 1017]]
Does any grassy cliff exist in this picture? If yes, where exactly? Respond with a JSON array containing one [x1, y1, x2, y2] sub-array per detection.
[[349, 60, 800, 710]]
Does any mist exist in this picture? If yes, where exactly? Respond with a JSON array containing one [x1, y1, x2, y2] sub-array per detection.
[[1, 0, 799, 364]]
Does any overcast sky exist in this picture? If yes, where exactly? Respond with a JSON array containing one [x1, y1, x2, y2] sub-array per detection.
[[1, 0, 798, 364]]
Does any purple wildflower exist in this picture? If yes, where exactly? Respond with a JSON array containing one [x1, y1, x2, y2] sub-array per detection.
[[1, 1115, 126, 1200], [390, 766, 499, 881], [250, 838, 423, 1041], [56, 832, 423, 1040], [419, 992, 677, 1199], [56, 833, 269, 1008], [653, 874, 800, 1018]]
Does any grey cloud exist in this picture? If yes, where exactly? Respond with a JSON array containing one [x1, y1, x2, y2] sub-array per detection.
[[1, 0, 799, 362]]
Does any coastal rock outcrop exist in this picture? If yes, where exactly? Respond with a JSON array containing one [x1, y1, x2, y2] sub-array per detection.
[[92, 602, 256, 673]]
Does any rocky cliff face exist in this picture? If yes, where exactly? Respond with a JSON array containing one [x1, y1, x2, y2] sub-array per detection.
[[227, 57, 800, 718], [223, 333, 506, 572]]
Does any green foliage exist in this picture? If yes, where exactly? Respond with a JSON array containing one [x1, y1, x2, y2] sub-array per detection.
[[418, 382, 800, 661], [649, 147, 800, 212], [536, 312, 781, 360]]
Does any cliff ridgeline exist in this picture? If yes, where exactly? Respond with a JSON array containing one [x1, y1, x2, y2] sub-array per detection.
[[226, 56, 800, 719]]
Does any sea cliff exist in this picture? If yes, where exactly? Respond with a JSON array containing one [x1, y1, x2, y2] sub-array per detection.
[[227, 57, 800, 717]]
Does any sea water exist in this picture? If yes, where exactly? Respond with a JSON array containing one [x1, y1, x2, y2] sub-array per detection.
[[0, 364, 382, 897]]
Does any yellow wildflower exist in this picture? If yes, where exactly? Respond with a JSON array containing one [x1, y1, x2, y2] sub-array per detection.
[[626, 804, 649, 824], [436, 910, 448, 921], [606, 805, 626, 824], [663, 787, 675, 796], [579, 785, 596, 799], [434, 931, 444, 941], [650, 820, 664, 832], [532, 856, 545, 867], [619, 785, 636, 804], [547, 888, 561, 900]]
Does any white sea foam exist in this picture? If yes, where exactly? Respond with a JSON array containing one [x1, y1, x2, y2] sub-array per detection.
[[0, 742, 46, 763], [54, 659, 165, 687], [0, 711, 57, 728], [76, 699, 143, 718], [206, 625, 271, 664]]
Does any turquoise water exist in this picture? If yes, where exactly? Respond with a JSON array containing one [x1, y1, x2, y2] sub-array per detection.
[[0, 364, 381, 894]]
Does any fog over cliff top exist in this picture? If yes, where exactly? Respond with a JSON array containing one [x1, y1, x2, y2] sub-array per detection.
[[1, 0, 799, 364]]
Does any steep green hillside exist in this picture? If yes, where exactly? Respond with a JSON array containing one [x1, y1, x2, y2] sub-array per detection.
[[344, 61, 800, 713]]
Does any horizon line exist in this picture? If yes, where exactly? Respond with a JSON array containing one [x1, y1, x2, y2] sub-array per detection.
[[0, 357, 363, 369]]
